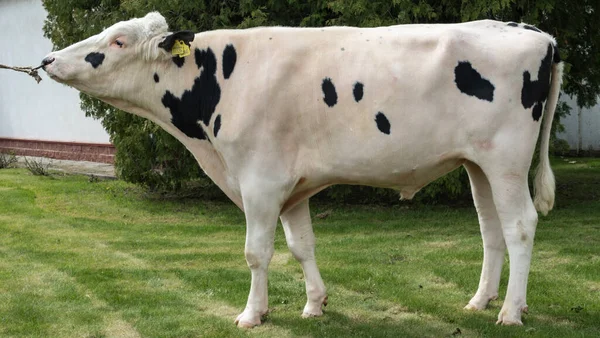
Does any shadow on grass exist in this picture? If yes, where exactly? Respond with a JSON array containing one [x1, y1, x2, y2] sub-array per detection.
[[269, 310, 459, 338]]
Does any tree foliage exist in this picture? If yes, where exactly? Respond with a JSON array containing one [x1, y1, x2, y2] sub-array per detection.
[[42, 0, 599, 202]]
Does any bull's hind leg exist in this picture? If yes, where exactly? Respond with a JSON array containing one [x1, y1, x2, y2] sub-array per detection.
[[484, 167, 538, 325], [464, 161, 506, 310], [280, 200, 327, 318]]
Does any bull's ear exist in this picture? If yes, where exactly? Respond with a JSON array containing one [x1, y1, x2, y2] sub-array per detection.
[[158, 31, 195, 53]]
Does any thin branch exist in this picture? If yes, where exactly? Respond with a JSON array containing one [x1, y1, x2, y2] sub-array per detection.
[[0, 63, 43, 83]]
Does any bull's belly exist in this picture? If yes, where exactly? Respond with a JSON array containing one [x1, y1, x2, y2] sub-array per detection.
[[282, 152, 465, 212], [333, 155, 465, 196]]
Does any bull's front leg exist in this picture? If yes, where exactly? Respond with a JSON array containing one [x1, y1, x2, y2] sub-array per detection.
[[280, 199, 327, 318], [234, 187, 281, 328]]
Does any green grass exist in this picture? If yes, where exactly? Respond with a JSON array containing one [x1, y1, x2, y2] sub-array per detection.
[[0, 158, 599, 337]]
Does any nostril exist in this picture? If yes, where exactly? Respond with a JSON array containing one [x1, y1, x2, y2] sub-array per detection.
[[41, 57, 55, 66]]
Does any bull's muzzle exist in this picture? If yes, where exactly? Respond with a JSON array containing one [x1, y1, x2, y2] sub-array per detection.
[[41, 56, 55, 68]]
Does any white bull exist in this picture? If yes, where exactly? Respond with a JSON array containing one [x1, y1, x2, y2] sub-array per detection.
[[42, 12, 563, 327]]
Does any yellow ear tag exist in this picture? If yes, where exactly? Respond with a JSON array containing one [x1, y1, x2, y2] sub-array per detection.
[[171, 39, 190, 58]]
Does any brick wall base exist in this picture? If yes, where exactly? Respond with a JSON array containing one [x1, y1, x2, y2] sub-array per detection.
[[0, 138, 115, 164]]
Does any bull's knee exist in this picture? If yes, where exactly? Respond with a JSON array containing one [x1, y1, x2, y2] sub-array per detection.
[[287, 240, 315, 263], [245, 247, 273, 269], [516, 212, 538, 244]]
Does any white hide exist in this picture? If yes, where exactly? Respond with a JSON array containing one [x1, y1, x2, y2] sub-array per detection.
[[43, 13, 562, 328]]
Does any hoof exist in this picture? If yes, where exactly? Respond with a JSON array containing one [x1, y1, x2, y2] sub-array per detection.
[[496, 318, 524, 326], [236, 320, 257, 329], [466, 294, 498, 311], [464, 303, 483, 311], [234, 309, 264, 328], [302, 295, 328, 318], [301, 310, 322, 318], [496, 306, 527, 326]]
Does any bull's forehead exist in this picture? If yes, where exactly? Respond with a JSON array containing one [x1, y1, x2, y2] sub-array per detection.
[[100, 12, 168, 41]]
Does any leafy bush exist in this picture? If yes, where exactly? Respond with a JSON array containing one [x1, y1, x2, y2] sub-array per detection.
[[0, 152, 17, 169], [552, 138, 571, 156], [24, 157, 51, 176], [42, 0, 600, 204]]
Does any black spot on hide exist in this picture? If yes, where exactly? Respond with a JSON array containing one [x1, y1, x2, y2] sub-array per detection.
[[222, 44, 237, 79], [454, 61, 495, 102], [161, 48, 221, 140], [552, 44, 561, 64], [375, 112, 391, 135], [213, 114, 221, 138], [523, 25, 542, 33], [153, 73, 159, 83], [507, 22, 519, 27], [322, 78, 337, 107], [172, 57, 185, 68], [85, 52, 105, 69], [521, 44, 553, 121], [353, 82, 364, 102]]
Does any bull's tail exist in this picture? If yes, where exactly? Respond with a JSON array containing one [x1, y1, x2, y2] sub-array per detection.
[[533, 49, 563, 216]]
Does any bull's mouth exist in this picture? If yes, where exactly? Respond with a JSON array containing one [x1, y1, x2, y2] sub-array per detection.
[[43, 68, 64, 83], [46, 72, 61, 81], [45, 71, 89, 93], [42, 63, 73, 84]]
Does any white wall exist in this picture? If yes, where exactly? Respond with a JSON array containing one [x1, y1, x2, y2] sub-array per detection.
[[1, 0, 597, 149], [0, 0, 110, 144], [558, 95, 600, 151]]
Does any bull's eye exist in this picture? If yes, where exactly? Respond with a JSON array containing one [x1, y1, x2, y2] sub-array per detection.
[[115, 39, 124, 48]]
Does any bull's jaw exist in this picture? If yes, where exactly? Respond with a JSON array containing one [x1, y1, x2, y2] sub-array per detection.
[[42, 61, 73, 84], [95, 96, 155, 121], [44, 70, 111, 102]]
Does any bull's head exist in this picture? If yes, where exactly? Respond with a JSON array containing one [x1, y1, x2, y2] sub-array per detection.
[[42, 12, 194, 113]]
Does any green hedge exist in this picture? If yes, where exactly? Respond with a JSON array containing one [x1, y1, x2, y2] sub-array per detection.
[[42, 0, 598, 204]]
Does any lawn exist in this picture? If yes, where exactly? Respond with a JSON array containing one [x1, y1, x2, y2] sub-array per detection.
[[0, 157, 598, 337]]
